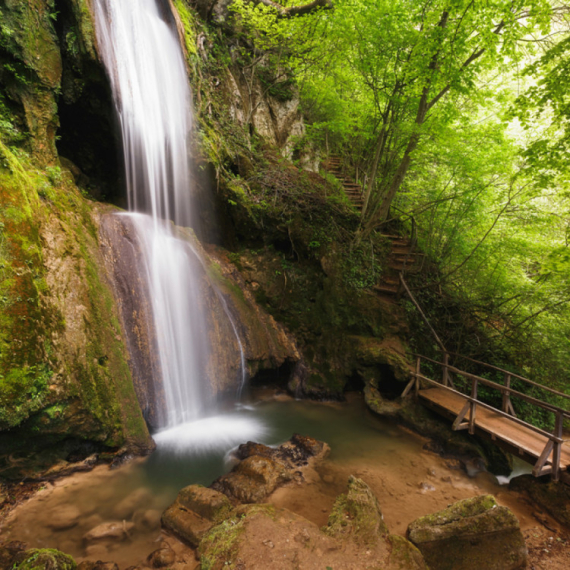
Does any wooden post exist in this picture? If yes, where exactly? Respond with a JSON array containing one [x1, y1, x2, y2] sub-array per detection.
[[469, 377, 478, 435], [553, 411, 563, 481], [502, 373, 516, 416], [442, 352, 449, 387]]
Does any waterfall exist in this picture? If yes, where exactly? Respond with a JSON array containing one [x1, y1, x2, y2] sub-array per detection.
[[93, 0, 252, 439]]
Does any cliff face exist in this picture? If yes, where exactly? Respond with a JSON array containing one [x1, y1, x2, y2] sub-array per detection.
[[0, 0, 153, 478], [0, 0, 414, 477], [99, 212, 300, 430]]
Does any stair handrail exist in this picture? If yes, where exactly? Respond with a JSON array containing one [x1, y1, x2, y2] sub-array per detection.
[[399, 273, 446, 352], [447, 351, 570, 403]]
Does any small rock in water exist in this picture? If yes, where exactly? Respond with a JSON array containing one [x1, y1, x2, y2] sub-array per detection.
[[84, 544, 109, 559], [84, 521, 135, 542], [134, 508, 162, 530], [84, 513, 104, 529], [418, 482, 436, 493], [78, 561, 119, 570], [47, 504, 82, 530], [147, 541, 176, 568], [114, 487, 153, 519]]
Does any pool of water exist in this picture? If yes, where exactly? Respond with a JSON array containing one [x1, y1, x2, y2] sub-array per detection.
[[0, 392, 534, 566]]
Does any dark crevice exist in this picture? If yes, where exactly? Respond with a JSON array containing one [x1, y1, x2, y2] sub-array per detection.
[[53, 0, 124, 204], [376, 363, 404, 400], [345, 372, 365, 393], [249, 360, 295, 390]]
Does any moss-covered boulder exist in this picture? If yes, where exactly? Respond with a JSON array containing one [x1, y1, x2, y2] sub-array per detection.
[[325, 475, 389, 545], [407, 495, 527, 570], [12, 548, 76, 570], [162, 485, 233, 547], [211, 434, 329, 504], [198, 491, 426, 569]]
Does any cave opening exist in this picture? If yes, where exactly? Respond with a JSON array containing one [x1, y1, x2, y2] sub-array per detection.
[[53, 0, 124, 205], [345, 372, 365, 393], [249, 360, 295, 391], [377, 363, 405, 400]]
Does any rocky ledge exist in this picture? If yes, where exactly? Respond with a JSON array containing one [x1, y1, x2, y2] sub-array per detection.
[[407, 494, 527, 570]]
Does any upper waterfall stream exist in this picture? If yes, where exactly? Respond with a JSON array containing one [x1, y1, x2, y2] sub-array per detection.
[[93, 0, 258, 442]]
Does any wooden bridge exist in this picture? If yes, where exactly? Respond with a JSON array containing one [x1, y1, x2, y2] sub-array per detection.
[[402, 351, 570, 480]]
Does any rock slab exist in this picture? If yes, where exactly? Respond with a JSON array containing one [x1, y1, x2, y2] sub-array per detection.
[[161, 485, 232, 547], [407, 495, 527, 570]]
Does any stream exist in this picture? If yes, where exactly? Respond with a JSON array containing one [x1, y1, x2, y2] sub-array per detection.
[[0, 390, 538, 567]]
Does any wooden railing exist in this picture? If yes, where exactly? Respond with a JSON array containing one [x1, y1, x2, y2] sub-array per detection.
[[402, 353, 570, 480]]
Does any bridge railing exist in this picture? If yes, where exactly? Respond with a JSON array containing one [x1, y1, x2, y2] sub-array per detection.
[[402, 353, 570, 480]]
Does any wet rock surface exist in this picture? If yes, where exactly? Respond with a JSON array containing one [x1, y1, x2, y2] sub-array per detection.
[[211, 434, 330, 503], [407, 494, 527, 570], [161, 485, 232, 547]]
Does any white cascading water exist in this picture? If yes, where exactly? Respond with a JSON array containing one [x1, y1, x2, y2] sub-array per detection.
[[93, 0, 263, 451]]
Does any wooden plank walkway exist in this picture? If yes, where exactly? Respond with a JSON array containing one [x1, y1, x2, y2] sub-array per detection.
[[419, 387, 570, 475], [401, 352, 570, 479]]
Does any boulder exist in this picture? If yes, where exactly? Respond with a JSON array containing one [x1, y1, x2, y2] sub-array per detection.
[[211, 455, 292, 504], [199, 500, 426, 570], [211, 434, 329, 504], [407, 495, 527, 570], [162, 485, 232, 547], [324, 475, 389, 545], [147, 542, 176, 568], [12, 549, 76, 570]]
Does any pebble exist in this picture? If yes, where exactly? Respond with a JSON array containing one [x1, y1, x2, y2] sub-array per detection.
[[47, 504, 82, 530], [84, 521, 135, 543]]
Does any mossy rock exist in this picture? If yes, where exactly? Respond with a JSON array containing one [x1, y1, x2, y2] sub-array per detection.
[[162, 485, 233, 547], [324, 475, 389, 545], [13, 548, 76, 570], [408, 495, 527, 570]]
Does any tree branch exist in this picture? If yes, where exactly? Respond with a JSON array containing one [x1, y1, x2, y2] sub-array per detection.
[[255, 0, 333, 18]]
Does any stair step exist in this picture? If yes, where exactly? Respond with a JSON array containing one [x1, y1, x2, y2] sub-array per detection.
[[379, 234, 410, 241], [374, 284, 399, 295]]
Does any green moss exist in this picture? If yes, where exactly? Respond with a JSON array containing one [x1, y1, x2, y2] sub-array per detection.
[[199, 505, 277, 570], [388, 535, 427, 570], [324, 476, 388, 545], [173, 0, 198, 57], [13, 548, 76, 570], [199, 514, 246, 570]]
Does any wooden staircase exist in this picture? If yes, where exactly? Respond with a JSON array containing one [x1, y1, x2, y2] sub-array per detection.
[[374, 234, 423, 296], [323, 156, 364, 210], [323, 155, 423, 298]]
